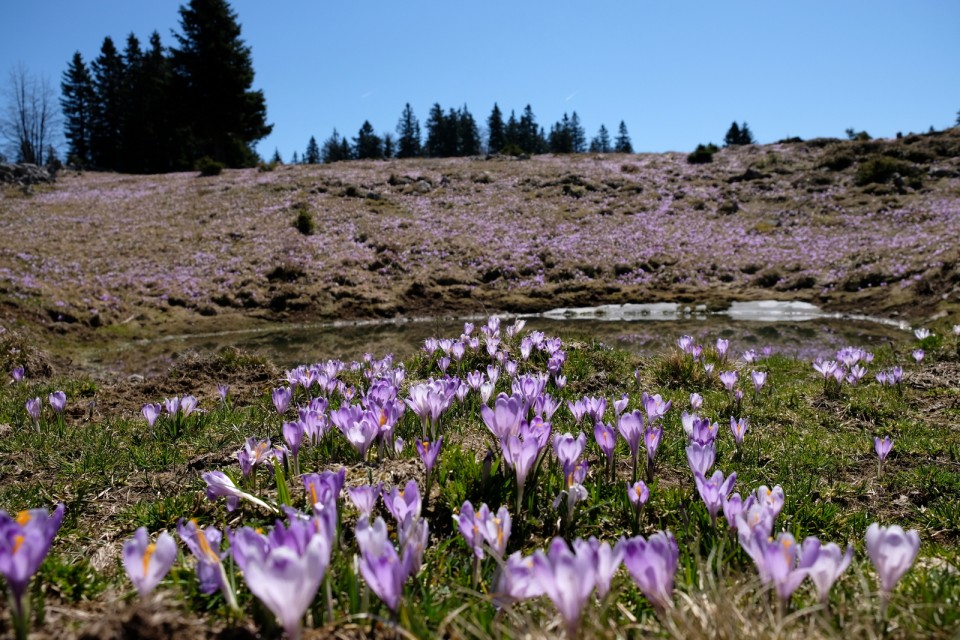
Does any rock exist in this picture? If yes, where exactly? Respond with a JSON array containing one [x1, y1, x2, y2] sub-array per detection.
[[0, 163, 54, 186]]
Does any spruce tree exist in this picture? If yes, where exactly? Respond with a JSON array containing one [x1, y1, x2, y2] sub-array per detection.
[[457, 105, 480, 156], [487, 103, 505, 154], [570, 111, 586, 153], [60, 52, 95, 166], [424, 103, 447, 157], [170, 0, 271, 167], [738, 122, 755, 145], [589, 124, 611, 153], [90, 36, 126, 169], [614, 120, 633, 153], [549, 113, 573, 153], [269, 148, 282, 164], [138, 32, 176, 173], [382, 132, 395, 159], [504, 110, 520, 150], [395, 103, 421, 158], [724, 122, 742, 146], [304, 135, 320, 164], [354, 120, 383, 159], [519, 105, 540, 154]]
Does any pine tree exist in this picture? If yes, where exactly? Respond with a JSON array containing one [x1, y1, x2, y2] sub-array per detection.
[[487, 103, 505, 154], [519, 105, 540, 154], [291, 150, 299, 164], [304, 135, 320, 164], [170, 0, 272, 167], [138, 32, 176, 173], [457, 105, 480, 156], [504, 110, 520, 150], [269, 148, 282, 164], [549, 113, 573, 153], [614, 120, 633, 153], [60, 52, 95, 166], [738, 122, 755, 145], [395, 103, 421, 158], [589, 124, 611, 153], [320, 129, 346, 163], [90, 36, 126, 169], [354, 120, 383, 160]]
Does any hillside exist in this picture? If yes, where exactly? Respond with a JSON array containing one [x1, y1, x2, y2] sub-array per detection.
[[1, 129, 959, 340]]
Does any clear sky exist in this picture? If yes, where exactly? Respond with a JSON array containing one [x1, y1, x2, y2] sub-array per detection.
[[2, 1, 958, 160]]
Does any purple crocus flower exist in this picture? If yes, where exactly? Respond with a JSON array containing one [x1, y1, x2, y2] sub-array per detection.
[[590, 537, 624, 599], [203, 470, 276, 513], [142, 403, 162, 428], [342, 412, 379, 460], [348, 484, 381, 519], [715, 338, 729, 360], [613, 393, 630, 417], [641, 392, 671, 424], [25, 397, 40, 423], [532, 537, 597, 636], [622, 530, 679, 611], [233, 517, 332, 640], [721, 493, 743, 528], [501, 434, 540, 503], [719, 371, 738, 391], [383, 480, 422, 524], [163, 396, 180, 415], [272, 386, 292, 415], [751, 371, 767, 394], [628, 480, 649, 513], [302, 468, 346, 514], [282, 420, 305, 459], [177, 519, 234, 605], [730, 416, 749, 444], [912, 349, 924, 363], [594, 421, 617, 463], [689, 392, 703, 410], [122, 527, 177, 597], [695, 470, 737, 526], [415, 436, 443, 476], [179, 395, 198, 417], [48, 391, 66, 414], [686, 442, 716, 477], [688, 415, 718, 446], [644, 426, 662, 462], [0, 504, 65, 619], [566, 398, 588, 424], [753, 485, 785, 519], [617, 410, 644, 460], [799, 537, 853, 604], [866, 523, 920, 595], [758, 532, 808, 602], [356, 517, 409, 612], [553, 432, 586, 475], [874, 436, 893, 462], [238, 437, 274, 479], [583, 396, 607, 422], [494, 551, 545, 605], [481, 393, 524, 440], [10, 366, 24, 383], [454, 501, 485, 559], [217, 383, 229, 404], [480, 506, 511, 558]]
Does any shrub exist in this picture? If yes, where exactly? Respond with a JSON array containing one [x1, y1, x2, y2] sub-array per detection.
[[195, 156, 224, 177], [854, 155, 919, 186], [687, 143, 719, 164], [819, 150, 855, 171], [294, 210, 315, 236]]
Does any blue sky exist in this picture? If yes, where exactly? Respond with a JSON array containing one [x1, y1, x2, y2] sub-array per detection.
[[2, 1, 958, 161]]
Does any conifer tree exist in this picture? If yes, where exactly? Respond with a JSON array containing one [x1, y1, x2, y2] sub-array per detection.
[[589, 124, 611, 153], [354, 120, 383, 159], [519, 105, 541, 154], [457, 105, 480, 156], [570, 111, 586, 153], [395, 102, 421, 158], [424, 103, 446, 157], [304, 135, 320, 164], [738, 122, 755, 145], [724, 122, 742, 146], [614, 120, 633, 153], [487, 103, 505, 154], [504, 110, 520, 150], [549, 113, 573, 153], [382, 132, 395, 159], [138, 32, 176, 173], [60, 52, 95, 166], [90, 36, 125, 169], [269, 148, 282, 164], [291, 150, 299, 164], [170, 0, 271, 167]]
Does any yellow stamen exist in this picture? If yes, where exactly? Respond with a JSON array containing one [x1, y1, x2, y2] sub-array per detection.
[[191, 519, 220, 563], [635, 485, 643, 497], [142, 542, 156, 576], [13, 534, 24, 554], [16, 511, 31, 526], [309, 483, 319, 505], [494, 518, 504, 547], [379, 411, 387, 427]]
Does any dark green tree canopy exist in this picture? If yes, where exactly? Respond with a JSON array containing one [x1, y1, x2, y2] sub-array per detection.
[[60, 52, 95, 166], [589, 124, 611, 153], [395, 103, 421, 158], [354, 120, 383, 160], [487, 103, 505, 154], [724, 121, 754, 146], [169, 0, 271, 167], [614, 120, 633, 153], [304, 135, 320, 164]]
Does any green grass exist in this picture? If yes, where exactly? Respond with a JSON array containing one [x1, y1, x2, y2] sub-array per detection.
[[1, 325, 959, 638]]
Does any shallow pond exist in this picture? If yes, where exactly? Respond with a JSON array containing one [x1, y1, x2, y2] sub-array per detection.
[[73, 301, 912, 376]]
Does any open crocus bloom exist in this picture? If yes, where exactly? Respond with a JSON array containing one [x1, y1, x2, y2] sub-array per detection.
[[122, 527, 177, 596]]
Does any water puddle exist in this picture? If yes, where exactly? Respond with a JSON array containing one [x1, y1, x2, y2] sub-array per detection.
[[70, 300, 912, 377]]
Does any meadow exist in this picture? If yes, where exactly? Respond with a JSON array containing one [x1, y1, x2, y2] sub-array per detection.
[[1, 130, 959, 638], [1, 316, 959, 639]]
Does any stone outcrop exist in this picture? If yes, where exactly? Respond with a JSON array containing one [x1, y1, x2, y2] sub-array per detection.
[[0, 163, 54, 186]]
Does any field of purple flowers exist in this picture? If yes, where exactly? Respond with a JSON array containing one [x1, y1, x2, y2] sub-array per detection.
[[1, 130, 958, 341], [1, 316, 959, 639]]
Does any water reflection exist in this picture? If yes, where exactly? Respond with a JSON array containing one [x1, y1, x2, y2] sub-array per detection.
[[74, 304, 909, 377]]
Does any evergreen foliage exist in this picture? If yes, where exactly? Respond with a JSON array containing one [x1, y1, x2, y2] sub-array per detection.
[[589, 124, 612, 153], [60, 52, 95, 166], [457, 105, 481, 156], [614, 120, 633, 153], [382, 132, 395, 159], [724, 121, 755, 146], [354, 120, 383, 160], [304, 136, 320, 164], [487, 103, 505, 154], [320, 129, 350, 163], [395, 103, 421, 158], [89, 37, 125, 170]]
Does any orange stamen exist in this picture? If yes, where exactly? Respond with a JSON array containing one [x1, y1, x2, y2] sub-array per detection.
[[142, 542, 156, 576], [16, 511, 31, 526]]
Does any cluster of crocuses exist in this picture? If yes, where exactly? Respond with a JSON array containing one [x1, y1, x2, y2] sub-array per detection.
[[141, 394, 200, 437], [812, 346, 874, 393], [22, 389, 67, 431]]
